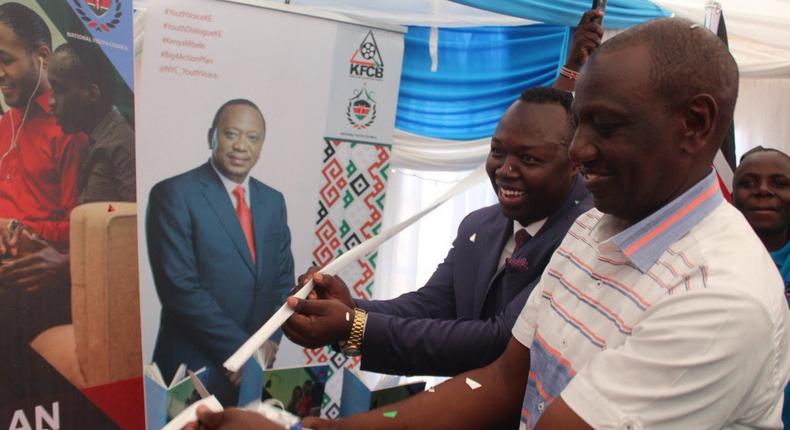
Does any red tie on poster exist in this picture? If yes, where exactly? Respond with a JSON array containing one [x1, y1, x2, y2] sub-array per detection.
[[233, 185, 256, 263]]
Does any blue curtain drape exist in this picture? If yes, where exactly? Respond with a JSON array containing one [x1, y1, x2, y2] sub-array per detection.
[[396, 25, 566, 140], [449, 0, 670, 29]]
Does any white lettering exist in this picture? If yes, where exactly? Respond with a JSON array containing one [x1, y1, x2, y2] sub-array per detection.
[[8, 410, 31, 430], [7, 403, 59, 430], [35, 402, 59, 430]]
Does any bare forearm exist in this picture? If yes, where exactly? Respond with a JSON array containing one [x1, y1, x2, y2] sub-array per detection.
[[336, 339, 530, 430]]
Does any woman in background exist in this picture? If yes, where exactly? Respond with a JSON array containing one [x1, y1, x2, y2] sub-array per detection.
[[732, 145, 790, 426]]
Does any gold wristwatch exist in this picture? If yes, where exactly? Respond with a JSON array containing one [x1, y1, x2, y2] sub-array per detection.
[[341, 308, 367, 357]]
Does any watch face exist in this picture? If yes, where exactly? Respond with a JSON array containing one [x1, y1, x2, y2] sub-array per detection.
[[342, 346, 362, 357]]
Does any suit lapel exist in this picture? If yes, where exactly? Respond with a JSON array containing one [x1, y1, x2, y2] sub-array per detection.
[[472, 212, 512, 317], [250, 180, 275, 278], [485, 176, 591, 308], [199, 163, 256, 274]]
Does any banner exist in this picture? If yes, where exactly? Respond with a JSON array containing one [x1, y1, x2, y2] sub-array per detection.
[[324, 26, 403, 145], [0, 0, 140, 428], [136, 0, 403, 422]]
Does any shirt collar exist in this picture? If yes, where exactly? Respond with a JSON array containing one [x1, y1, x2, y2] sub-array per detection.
[[598, 170, 724, 273], [513, 218, 546, 239], [10, 90, 51, 116], [210, 158, 250, 197]]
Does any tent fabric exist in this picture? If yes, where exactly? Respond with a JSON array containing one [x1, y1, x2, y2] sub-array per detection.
[[646, 0, 790, 78], [392, 129, 490, 171], [449, 0, 670, 28], [396, 25, 567, 140], [291, 0, 539, 27]]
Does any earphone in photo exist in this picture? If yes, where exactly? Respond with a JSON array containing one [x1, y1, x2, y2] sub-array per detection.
[[1, 55, 45, 172], [209, 127, 219, 150]]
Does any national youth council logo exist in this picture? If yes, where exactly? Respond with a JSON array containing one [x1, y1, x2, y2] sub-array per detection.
[[349, 31, 384, 80], [73, 0, 123, 32], [347, 87, 377, 129]]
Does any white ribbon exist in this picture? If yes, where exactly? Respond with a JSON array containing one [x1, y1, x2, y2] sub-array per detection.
[[224, 165, 488, 371]]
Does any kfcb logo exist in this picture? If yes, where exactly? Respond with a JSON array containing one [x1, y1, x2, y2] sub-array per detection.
[[347, 87, 377, 129], [349, 30, 384, 80], [72, 0, 123, 32]]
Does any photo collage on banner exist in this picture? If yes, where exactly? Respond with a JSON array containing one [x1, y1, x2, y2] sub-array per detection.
[[0, 0, 141, 429], [137, 0, 403, 426]]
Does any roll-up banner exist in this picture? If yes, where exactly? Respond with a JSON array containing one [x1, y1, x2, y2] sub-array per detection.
[[0, 0, 141, 428], [137, 0, 403, 424]]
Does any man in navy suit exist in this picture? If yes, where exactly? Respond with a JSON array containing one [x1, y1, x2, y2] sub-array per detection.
[[283, 88, 591, 380], [146, 99, 294, 404]]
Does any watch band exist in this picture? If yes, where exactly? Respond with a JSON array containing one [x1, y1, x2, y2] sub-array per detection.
[[341, 308, 367, 357]]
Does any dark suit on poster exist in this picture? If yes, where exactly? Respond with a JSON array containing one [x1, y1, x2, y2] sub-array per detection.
[[146, 162, 294, 399], [357, 176, 591, 376]]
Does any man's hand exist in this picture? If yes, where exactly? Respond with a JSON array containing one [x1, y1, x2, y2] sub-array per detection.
[[566, 10, 604, 71], [260, 340, 279, 369], [0, 242, 68, 291], [282, 297, 354, 348], [293, 268, 354, 308], [183, 405, 285, 430], [302, 416, 344, 430]]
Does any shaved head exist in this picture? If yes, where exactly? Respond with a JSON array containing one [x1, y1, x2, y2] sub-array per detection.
[[594, 17, 739, 147]]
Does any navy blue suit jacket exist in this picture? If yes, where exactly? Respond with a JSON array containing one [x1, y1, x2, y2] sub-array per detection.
[[147, 162, 294, 385], [357, 176, 591, 376]]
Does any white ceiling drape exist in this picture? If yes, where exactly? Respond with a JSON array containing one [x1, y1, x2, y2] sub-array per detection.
[[654, 0, 790, 78]]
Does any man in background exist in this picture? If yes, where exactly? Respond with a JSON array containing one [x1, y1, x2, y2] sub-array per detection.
[[732, 146, 790, 427], [733, 146, 790, 290], [48, 40, 135, 204]]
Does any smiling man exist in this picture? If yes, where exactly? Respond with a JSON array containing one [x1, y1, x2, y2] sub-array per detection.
[[733, 147, 790, 260], [281, 88, 591, 392], [733, 147, 790, 428], [191, 17, 790, 430], [146, 99, 294, 405], [0, 3, 86, 249]]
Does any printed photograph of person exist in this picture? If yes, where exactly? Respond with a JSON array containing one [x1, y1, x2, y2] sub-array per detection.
[[0, 2, 140, 427], [146, 98, 295, 406], [261, 366, 328, 418], [0, 2, 88, 400]]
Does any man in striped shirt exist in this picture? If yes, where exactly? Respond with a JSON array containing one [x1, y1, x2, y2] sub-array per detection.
[[190, 17, 790, 430]]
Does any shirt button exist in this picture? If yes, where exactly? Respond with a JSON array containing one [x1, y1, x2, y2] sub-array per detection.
[[4, 175, 10, 180], [537, 402, 545, 412], [561, 338, 568, 348], [619, 417, 642, 430]]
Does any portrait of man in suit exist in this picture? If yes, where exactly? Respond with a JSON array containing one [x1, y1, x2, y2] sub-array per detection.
[[146, 99, 295, 404]]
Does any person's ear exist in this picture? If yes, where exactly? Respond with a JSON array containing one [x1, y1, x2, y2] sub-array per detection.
[[679, 93, 718, 155], [34, 46, 51, 70], [87, 83, 101, 103]]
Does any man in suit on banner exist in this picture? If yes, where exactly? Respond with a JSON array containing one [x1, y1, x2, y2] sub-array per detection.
[[283, 88, 592, 386], [146, 99, 294, 404]]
